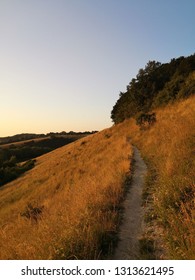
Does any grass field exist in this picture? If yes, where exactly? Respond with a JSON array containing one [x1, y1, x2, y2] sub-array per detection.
[[0, 123, 132, 259]]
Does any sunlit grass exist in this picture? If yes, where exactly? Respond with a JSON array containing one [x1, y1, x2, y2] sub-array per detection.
[[131, 96, 195, 259], [0, 123, 132, 259]]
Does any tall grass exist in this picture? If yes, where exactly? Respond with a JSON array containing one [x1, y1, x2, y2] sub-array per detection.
[[0, 123, 132, 259], [131, 96, 195, 259]]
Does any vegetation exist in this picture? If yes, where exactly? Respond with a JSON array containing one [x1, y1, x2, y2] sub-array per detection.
[[111, 54, 195, 124], [0, 131, 97, 145], [0, 158, 35, 187], [135, 112, 156, 129], [0, 133, 45, 145], [0, 135, 88, 188], [110, 53, 195, 259], [0, 124, 132, 259], [126, 96, 195, 259]]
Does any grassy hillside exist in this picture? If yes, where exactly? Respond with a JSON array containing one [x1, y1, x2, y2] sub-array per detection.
[[0, 96, 194, 260], [0, 124, 132, 259], [0, 135, 87, 187], [125, 95, 195, 259]]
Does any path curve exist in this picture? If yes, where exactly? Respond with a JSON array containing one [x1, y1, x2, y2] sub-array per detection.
[[113, 146, 147, 259]]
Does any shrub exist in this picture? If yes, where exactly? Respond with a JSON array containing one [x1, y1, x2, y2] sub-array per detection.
[[20, 203, 44, 223], [136, 112, 156, 129]]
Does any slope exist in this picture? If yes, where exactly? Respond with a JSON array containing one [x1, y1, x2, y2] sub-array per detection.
[[0, 123, 133, 259]]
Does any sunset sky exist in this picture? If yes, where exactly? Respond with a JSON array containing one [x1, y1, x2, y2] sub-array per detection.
[[1, 0, 195, 136]]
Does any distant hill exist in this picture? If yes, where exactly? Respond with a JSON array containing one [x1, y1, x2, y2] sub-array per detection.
[[0, 131, 98, 145], [0, 133, 45, 145], [0, 133, 96, 187]]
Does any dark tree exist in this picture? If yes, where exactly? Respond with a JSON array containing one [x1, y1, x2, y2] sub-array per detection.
[[111, 54, 195, 124]]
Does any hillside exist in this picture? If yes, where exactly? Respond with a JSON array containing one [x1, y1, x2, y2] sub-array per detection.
[[124, 95, 195, 259], [0, 131, 97, 145], [0, 123, 132, 259], [0, 134, 88, 187], [0, 96, 194, 260]]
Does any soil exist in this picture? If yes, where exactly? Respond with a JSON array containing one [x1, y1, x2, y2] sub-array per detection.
[[112, 146, 147, 259]]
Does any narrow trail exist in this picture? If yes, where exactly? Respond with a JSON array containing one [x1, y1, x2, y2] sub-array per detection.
[[113, 146, 147, 260]]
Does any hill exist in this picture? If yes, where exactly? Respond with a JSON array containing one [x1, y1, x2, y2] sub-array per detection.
[[0, 134, 89, 187], [0, 95, 194, 259], [0, 131, 97, 145]]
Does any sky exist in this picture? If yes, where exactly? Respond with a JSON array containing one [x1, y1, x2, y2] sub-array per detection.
[[0, 0, 195, 136]]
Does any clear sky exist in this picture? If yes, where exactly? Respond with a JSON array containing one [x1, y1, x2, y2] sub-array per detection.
[[0, 0, 195, 136]]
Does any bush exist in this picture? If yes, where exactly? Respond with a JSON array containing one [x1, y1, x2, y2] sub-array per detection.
[[20, 203, 44, 222], [136, 112, 156, 129]]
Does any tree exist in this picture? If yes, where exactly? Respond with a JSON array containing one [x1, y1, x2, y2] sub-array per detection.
[[111, 54, 195, 124]]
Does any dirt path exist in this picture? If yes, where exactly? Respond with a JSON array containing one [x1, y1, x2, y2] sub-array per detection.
[[112, 146, 147, 259]]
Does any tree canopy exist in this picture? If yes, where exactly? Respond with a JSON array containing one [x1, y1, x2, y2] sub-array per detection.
[[111, 54, 195, 124]]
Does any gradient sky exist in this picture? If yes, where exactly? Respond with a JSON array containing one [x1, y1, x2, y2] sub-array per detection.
[[1, 0, 195, 136]]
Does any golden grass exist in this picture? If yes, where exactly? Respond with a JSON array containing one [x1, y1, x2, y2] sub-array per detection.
[[129, 96, 195, 259], [0, 123, 132, 259]]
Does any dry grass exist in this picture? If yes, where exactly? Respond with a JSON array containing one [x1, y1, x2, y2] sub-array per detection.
[[130, 96, 195, 259], [0, 123, 132, 259]]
